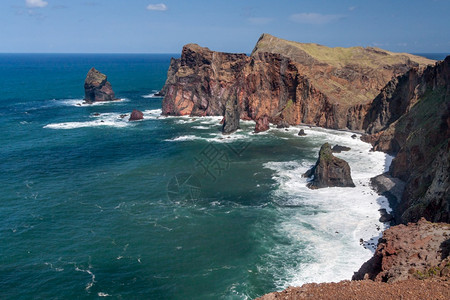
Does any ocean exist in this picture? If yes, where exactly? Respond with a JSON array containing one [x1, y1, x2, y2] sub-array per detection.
[[0, 53, 446, 299]]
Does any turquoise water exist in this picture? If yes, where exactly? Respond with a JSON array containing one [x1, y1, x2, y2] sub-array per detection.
[[0, 53, 444, 299]]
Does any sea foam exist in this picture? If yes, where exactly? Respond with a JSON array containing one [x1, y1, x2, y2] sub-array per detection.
[[262, 126, 393, 289]]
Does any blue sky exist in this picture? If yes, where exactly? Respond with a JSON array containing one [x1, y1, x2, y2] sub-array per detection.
[[1, 0, 449, 53]]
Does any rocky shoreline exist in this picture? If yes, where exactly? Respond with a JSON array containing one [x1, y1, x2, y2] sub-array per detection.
[[160, 34, 449, 299]]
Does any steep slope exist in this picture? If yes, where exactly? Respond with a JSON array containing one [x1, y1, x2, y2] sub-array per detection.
[[362, 57, 450, 223], [252, 33, 434, 107], [161, 34, 434, 130]]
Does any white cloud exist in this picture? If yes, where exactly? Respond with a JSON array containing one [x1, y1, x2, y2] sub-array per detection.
[[248, 17, 273, 25], [289, 13, 345, 25], [26, 0, 48, 8], [146, 3, 167, 11]]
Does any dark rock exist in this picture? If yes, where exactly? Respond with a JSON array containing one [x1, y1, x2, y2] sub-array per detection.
[[119, 114, 128, 119], [154, 90, 164, 97], [84, 67, 116, 103], [93, 113, 100, 116], [254, 115, 269, 133], [303, 143, 355, 189], [222, 93, 240, 134], [129, 109, 144, 121], [351, 134, 357, 139], [332, 145, 351, 153], [363, 56, 450, 223], [378, 209, 394, 223], [298, 129, 307, 136]]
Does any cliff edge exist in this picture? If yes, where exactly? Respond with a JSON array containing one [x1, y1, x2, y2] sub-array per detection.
[[161, 34, 434, 130]]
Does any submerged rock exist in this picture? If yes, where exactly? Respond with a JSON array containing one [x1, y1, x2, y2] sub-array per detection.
[[303, 143, 355, 189], [222, 94, 240, 134], [332, 145, 351, 153], [254, 115, 269, 133], [129, 109, 144, 121], [84, 67, 116, 103]]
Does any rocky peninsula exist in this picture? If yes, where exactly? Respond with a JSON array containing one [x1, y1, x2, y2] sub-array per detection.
[[161, 34, 449, 299]]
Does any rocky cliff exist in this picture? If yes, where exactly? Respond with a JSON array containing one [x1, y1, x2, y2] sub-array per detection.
[[353, 218, 450, 282], [161, 34, 433, 130], [362, 57, 450, 223]]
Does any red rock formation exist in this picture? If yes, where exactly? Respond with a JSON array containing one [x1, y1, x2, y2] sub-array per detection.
[[254, 115, 270, 133], [257, 278, 450, 300], [129, 109, 144, 121], [353, 218, 450, 282], [84, 67, 116, 103], [161, 34, 433, 130]]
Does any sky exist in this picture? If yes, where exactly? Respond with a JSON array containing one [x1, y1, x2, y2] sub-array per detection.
[[1, 0, 449, 54]]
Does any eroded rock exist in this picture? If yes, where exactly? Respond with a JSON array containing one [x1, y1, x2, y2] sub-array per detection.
[[303, 143, 355, 189]]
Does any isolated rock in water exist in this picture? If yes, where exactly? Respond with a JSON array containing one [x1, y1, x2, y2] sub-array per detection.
[[332, 145, 351, 153], [222, 94, 240, 134], [254, 115, 269, 133], [298, 129, 307, 136], [84, 67, 116, 103], [129, 109, 144, 121], [303, 143, 355, 189]]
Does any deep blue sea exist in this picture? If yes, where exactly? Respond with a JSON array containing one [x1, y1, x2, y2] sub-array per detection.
[[0, 53, 446, 299]]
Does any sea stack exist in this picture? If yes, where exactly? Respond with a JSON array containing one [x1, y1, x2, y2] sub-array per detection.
[[222, 94, 240, 134], [254, 115, 270, 133], [84, 67, 116, 103], [303, 143, 355, 189]]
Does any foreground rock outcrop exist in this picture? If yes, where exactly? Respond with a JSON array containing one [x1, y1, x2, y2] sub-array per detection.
[[353, 218, 450, 282], [257, 278, 450, 300], [84, 67, 116, 103], [303, 143, 355, 189], [162, 34, 433, 130]]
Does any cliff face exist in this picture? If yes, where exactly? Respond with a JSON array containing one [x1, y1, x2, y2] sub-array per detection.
[[162, 34, 433, 130], [362, 57, 450, 223], [353, 218, 450, 282]]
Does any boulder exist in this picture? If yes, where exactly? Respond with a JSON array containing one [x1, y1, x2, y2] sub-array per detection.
[[332, 145, 351, 153], [303, 143, 355, 189], [298, 129, 307, 136], [84, 68, 116, 103], [222, 94, 240, 134], [129, 109, 144, 121], [378, 208, 394, 223], [254, 115, 269, 133]]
